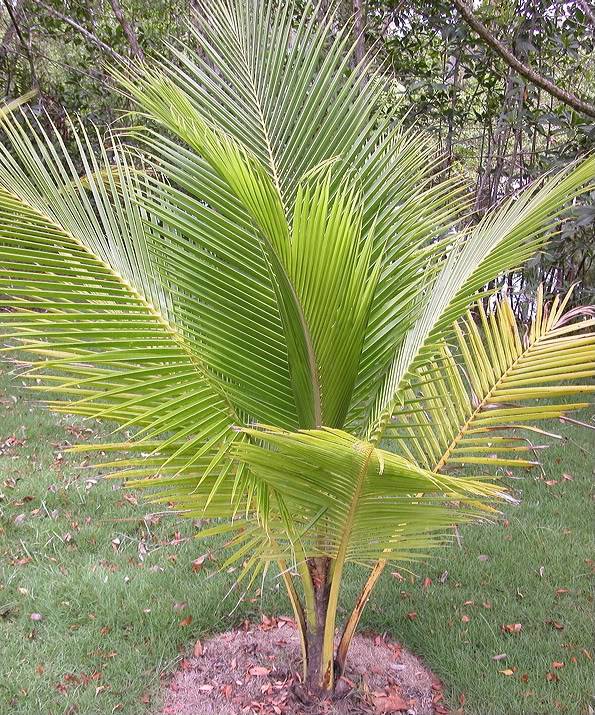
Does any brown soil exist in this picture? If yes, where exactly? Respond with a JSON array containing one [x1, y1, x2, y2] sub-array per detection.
[[160, 616, 445, 715]]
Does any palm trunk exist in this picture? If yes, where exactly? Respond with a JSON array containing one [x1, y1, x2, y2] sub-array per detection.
[[293, 556, 385, 694]]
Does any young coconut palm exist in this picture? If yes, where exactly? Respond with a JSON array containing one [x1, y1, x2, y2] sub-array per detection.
[[1, 0, 594, 697]]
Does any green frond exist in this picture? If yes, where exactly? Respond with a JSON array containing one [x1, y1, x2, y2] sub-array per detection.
[[367, 157, 595, 441], [0, 90, 37, 120], [0, 107, 251, 513], [114, 0, 465, 431], [235, 425, 506, 564]]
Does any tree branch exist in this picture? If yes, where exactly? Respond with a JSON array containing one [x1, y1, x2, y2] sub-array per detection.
[[452, 0, 595, 119], [576, 0, 595, 29], [30, 0, 128, 64], [108, 0, 144, 60], [1, 0, 39, 90]]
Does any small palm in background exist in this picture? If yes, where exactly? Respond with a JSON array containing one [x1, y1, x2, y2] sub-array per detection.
[[0, 0, 593, 697]]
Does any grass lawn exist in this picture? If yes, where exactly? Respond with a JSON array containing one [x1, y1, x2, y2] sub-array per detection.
[[1, 359, 593, 715]]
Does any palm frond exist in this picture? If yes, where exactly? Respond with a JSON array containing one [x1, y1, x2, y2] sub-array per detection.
[[114, 0, 466, 428], [0, 90, 37, 120], [287, 176, 382, 426], [0, 109, 247, 505], [367, 158, 595, 441], [235, 425, 505, 564], [385, 287, 595, 471]]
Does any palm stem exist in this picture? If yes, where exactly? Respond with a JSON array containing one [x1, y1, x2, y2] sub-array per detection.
[[320, 444, 375, 690], [277, 558, 308, 678], [335, 559, 386, 677]]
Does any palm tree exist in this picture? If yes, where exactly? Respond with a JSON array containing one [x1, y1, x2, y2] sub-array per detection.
[[0, 0, 594, 698]]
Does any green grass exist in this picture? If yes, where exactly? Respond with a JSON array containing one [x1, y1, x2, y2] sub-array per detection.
[[0, 361, 593, 715]]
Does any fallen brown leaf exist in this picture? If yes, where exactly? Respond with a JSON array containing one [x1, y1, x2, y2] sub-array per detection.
[[501, 623, 522, 634], [372, 687, 409, 713], [193, 639, 203, 657], [248, 666, 270, 677]]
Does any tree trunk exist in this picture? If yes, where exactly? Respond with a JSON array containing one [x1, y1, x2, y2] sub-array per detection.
[[109, 0, 144, 61], [353, 0, 366, 66]]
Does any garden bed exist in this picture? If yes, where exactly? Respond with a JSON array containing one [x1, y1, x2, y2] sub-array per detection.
[[161, 616, 444, 715]]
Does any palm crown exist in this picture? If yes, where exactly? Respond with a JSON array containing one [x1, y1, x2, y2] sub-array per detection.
[[0, 0, 594, 694]]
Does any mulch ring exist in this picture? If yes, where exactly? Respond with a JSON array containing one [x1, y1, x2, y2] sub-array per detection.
[[160, 615, 449, 715]]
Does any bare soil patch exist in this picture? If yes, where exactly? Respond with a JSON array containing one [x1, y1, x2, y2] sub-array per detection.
[[160, 616, 445, 715]]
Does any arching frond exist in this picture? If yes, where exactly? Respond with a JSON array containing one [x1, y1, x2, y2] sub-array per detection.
[[235, 425, 505, 564], [114, 0, 466, 429], [367, 158, 595, 441]]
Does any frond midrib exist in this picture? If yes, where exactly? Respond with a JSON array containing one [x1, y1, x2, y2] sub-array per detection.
[[433, 318, 559, 472]]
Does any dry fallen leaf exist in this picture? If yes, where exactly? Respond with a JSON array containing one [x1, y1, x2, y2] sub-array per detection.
[[499, 669, 515, 676], [501, 623, 522, 634], [179, 615, 193, 627], [552, 661, 564, 669], [461, 615, 471, 623], [492, 653, 507, 661], [191, 555, 207, 572], [193, 639, 203, 657], [373, 687, 409, 713], [248, 666, 270, 677], [406, 611, 417, 621]]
